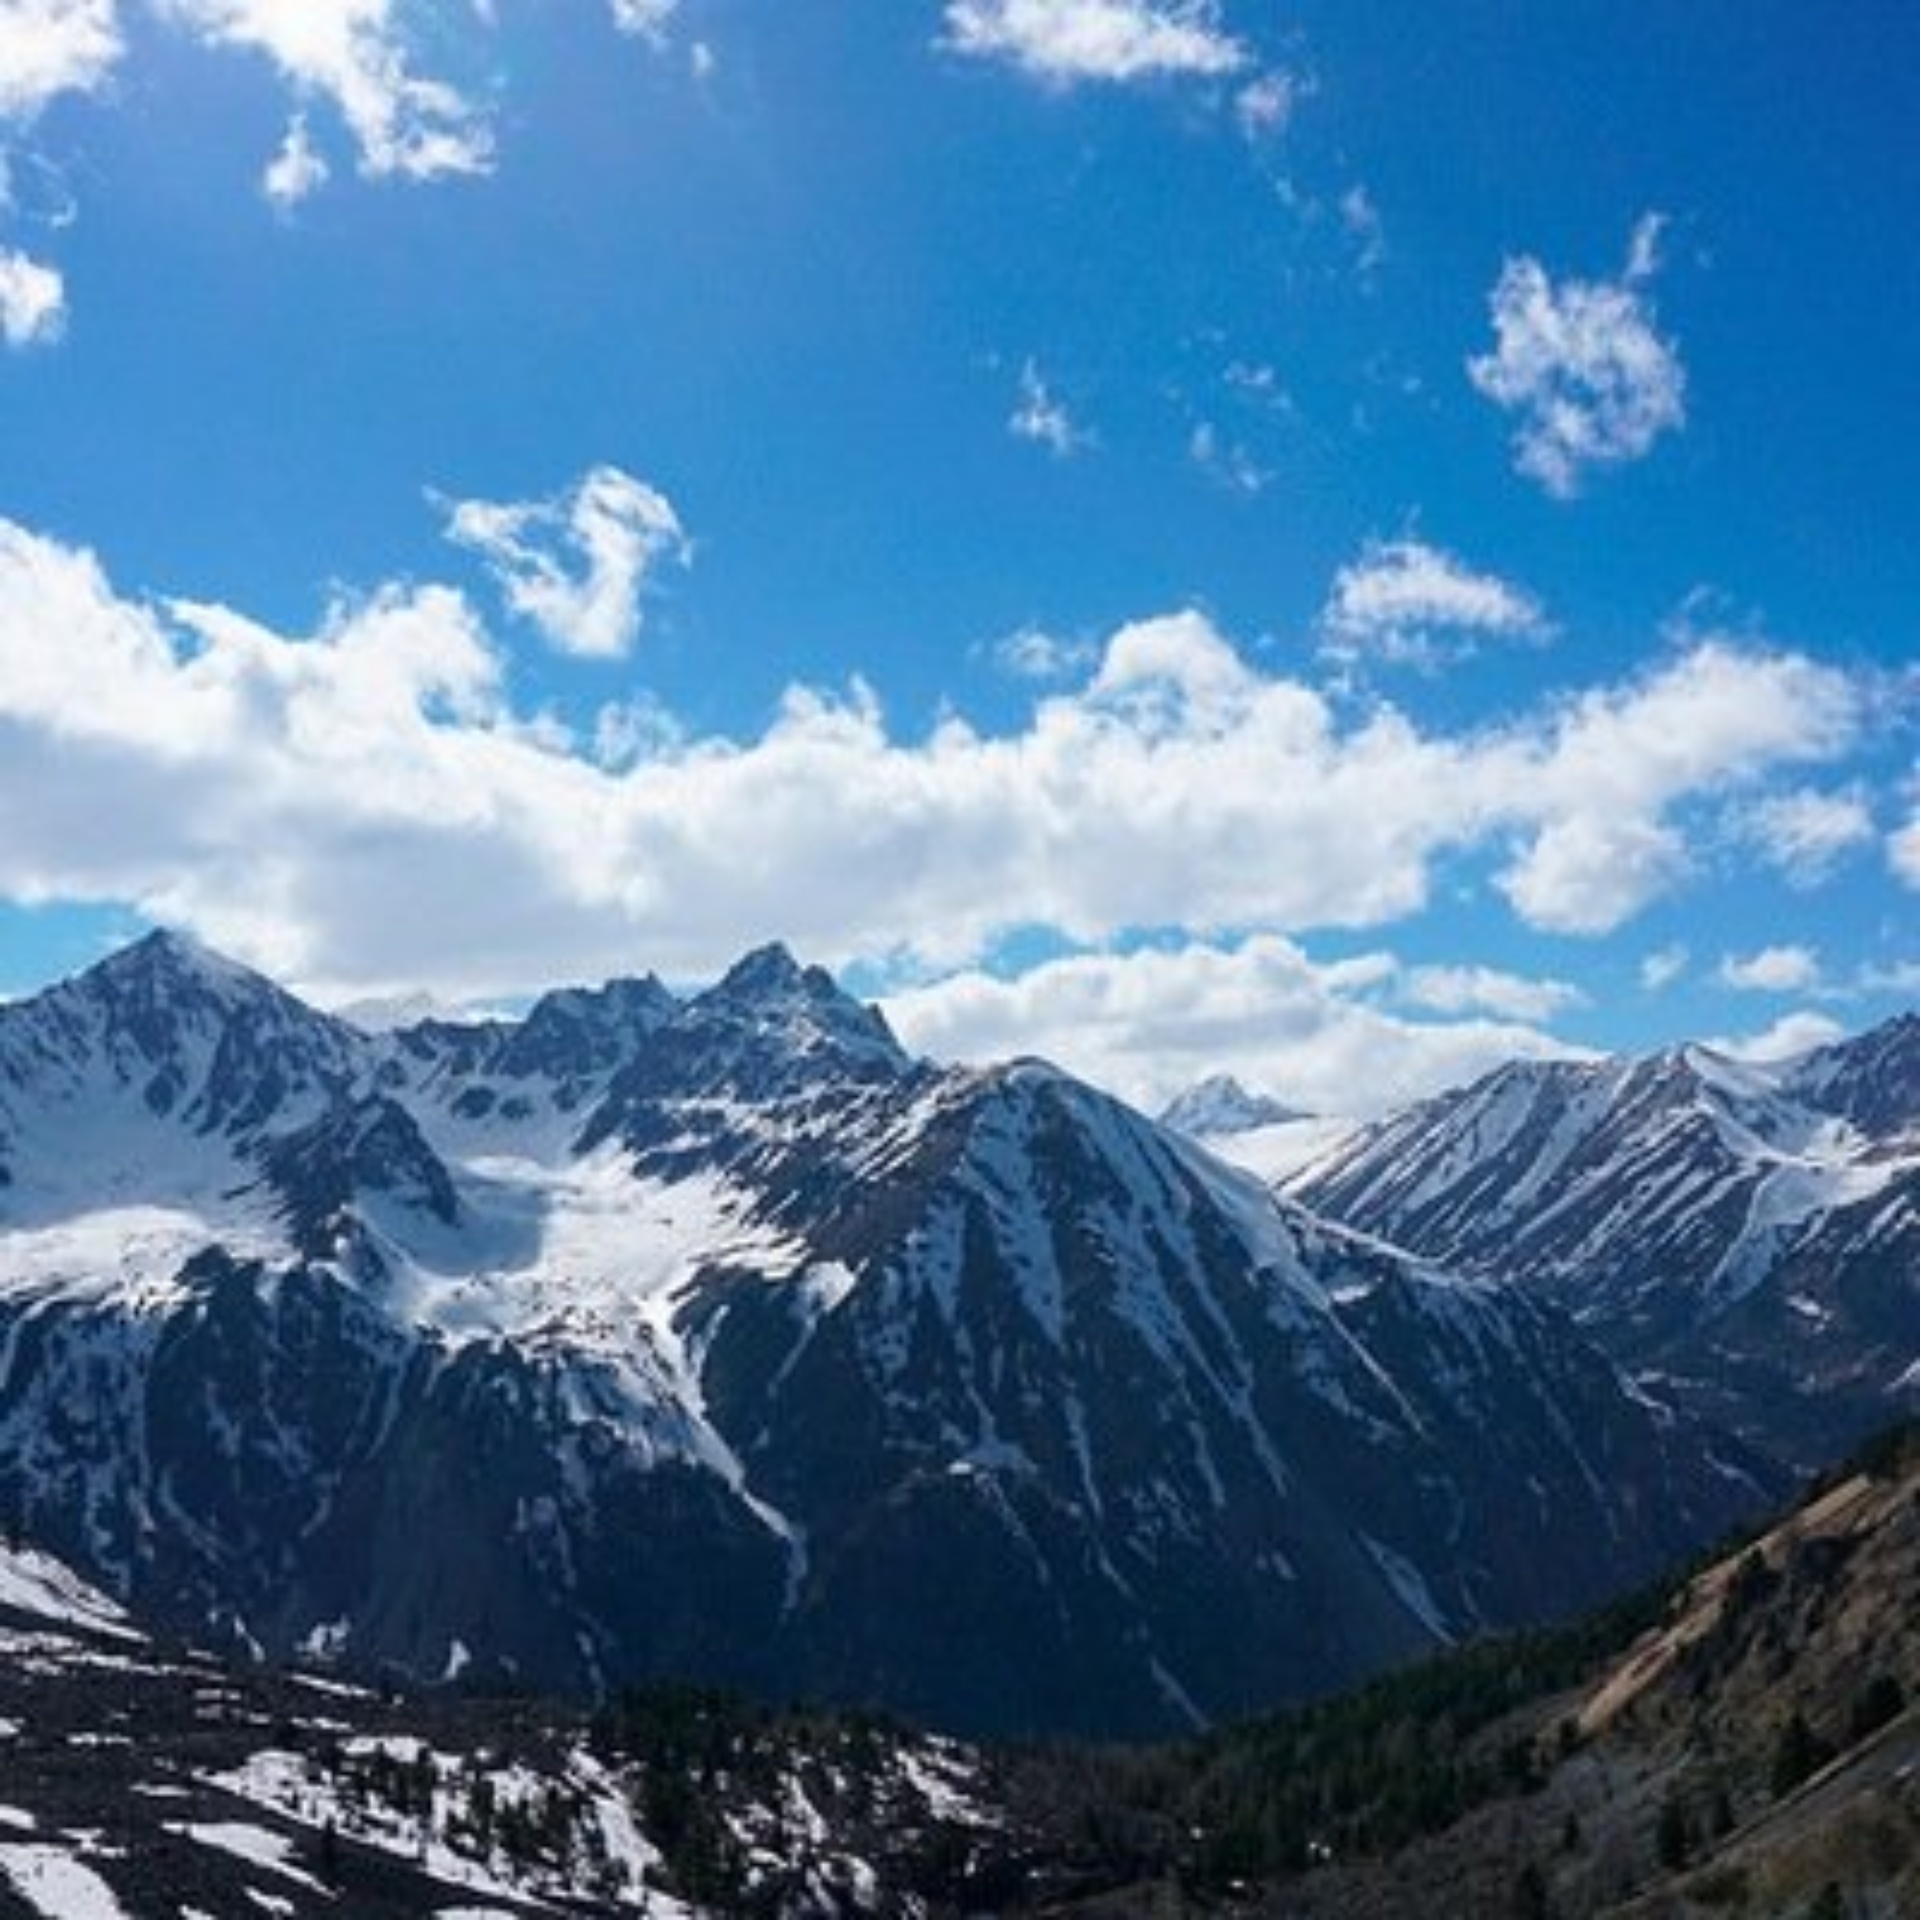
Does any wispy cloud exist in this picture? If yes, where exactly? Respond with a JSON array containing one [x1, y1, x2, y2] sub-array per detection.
[[988, 625, 1097, 681], [1320, 537, 1549, 669], [944, 0, 1246, 86], [608, 0, 679, 44], [261, 112, 329, 209], [1009, 360, 1091, 457], [1338, 182, 1384, 277], [1641, 943, 1689, 992], [440, 464, 689, 660], [1733, 784, 1874, 888], [1233, 69, 1298, 137], [1187, 419, 1270, 494], [1468, 212, 1686, 498]]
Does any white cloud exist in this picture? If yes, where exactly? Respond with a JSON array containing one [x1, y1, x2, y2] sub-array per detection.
[[0, 243, 63, 345], [1399, 963, 1584, 1025], [1009, 360, 1089, 457], [988, 625, 1096, 681], [1468, 212, 1685, 497], [0, 0, 122, 122], [1187, 420, 1270, 495], [1320, 537, 1548, 668], [944, 0, 1245, 86], [1711, 1009, 1846, 1065], [1858, 958, 1920, 995], [154, 0, 493, 184], [1498, 813, 1688, 934], [1894, 809, 1920, 891], [441, 464, 689, 659], [261, 112, 329, 207], [1734, 784, 1874, 887], [1492, 639, 1858, 933], [885, 935, 1585, 1119], [1338, 182, 1384, 277], [1640, 943, 1689, 992], [0, 519, 1872, 1005], [1234, 69, 1297, 137], [1717, 944, 1823, 994], [608, 0, 678, 43]]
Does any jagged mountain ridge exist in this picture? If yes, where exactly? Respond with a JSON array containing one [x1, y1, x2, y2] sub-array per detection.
[[0, 932, 1766, 1737], [1282, 1021, 1920, 1465]]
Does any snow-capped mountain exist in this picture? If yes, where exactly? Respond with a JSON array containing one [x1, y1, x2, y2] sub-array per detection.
[[1284, 1019, 1920, 1466], [1157, 1074, 1305, 1138], [0, 933, 1767, 1736]]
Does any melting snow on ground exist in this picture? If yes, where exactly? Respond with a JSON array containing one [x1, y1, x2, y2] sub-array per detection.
[[0, 1545, 139, 1642], [168, 1822, 330, 1892], [0, 1845, 132, 1920]]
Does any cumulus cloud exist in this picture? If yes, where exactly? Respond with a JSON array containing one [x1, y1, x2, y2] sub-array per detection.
[[1734, 784, 1874, 887], [1320, 537, 1549, 669], [1468, 212, 1686, 498], [1492, 639, 1858, 933], [0, 243, 63, 345], [1717, 944, 1823, 994], [441, 464, 689, 660], [0, 517, 1872, 1004], [944, 0, 1245, 86], [0, 0, 123, 122], [885, 936, 1585, 1118], [1009, 360, 1089, 457], [1711, 1010, 1847, 1065], [154, 0, 493, 184], [1496, 812, 1687, 935]]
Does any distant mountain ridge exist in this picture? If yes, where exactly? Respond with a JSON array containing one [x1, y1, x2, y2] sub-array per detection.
[[0, 932, 1767, 1736], [1283, 1018, 1920, 1465]]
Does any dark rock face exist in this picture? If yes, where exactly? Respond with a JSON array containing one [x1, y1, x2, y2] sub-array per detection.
[[1285, 1022, 1920, 1468], [0, 934, 1770, 1737]]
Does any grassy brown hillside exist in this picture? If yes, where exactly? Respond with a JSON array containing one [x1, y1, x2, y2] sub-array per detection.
[[997, 1422, 1920, 1918]]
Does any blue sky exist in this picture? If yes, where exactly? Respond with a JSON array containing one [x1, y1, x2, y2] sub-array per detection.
[[0, 0, 1914, 1112]]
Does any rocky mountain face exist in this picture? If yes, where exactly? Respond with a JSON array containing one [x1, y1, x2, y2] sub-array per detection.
[[0, 932, 1768, 1738], [1282, 1021, 1920, 1467]]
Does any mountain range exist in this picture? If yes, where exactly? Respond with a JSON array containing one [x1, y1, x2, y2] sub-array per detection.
[[0, 932, 1767, 1737], [1270, 1021, 1920, 1467]]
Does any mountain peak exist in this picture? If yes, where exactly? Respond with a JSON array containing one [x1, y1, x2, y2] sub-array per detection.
[[78, 928, 291, 1017], [1159, 1073, 1304, 1137], [714, 941, 813, 1001], [702, 943, 904, 1057]]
